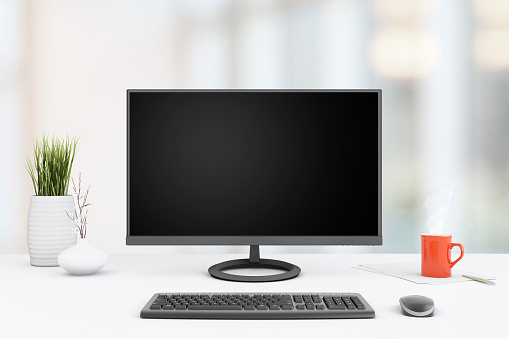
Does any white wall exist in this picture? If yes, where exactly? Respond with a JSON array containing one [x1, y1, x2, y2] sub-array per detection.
[[28, 0, 178, 254], [0, 0, 27, 253], [2, 0, 509, 255], [21, 0, 386, 255]]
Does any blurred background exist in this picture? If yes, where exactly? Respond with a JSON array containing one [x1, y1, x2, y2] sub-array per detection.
[[1, 0, 508, 254]]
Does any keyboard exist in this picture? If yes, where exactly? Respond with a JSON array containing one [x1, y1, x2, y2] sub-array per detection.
[[141, 293, 375, 319]]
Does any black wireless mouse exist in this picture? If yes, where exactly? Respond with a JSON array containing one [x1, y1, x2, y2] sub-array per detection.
[[399, 295, 435, 317]]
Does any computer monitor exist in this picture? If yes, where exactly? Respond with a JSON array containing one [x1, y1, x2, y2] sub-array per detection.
[[127, 89, 382, 282]]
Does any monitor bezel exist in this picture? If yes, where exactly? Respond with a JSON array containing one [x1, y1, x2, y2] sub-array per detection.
[[126, 89, 382, 246]]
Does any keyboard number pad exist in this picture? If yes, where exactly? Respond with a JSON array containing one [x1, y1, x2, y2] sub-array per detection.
[[323, 295, 365, 310]]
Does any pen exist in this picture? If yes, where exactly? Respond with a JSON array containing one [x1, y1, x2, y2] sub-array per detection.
[[462, 275, 496, 286]]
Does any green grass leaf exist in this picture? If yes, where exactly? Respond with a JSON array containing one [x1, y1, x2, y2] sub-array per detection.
[[25, 134, 80, 196]]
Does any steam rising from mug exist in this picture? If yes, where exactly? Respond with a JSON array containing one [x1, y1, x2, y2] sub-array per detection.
[[425, 180, 459, 235]]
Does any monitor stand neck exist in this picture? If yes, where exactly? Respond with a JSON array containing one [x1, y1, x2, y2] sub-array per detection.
[[208, 245, 301, 282]]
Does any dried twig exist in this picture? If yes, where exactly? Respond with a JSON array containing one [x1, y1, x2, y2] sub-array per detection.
[[65, 172, 91, 239]]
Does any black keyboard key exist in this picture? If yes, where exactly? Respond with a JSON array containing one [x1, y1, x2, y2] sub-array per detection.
[[341, 298, 355, 309], [162, 305, 174, 310], [244, 305, 255, 310], [351, 297, 365, 309], [311, 295, 321, 303], [296, 305, 306, 310], [149, 304, 162, 310], [343, 299, 354, 304], [175, 305, 186, 310], [269, 305, 280, 310], [316, 305, 325, 310], [256, 305, 269, 310]]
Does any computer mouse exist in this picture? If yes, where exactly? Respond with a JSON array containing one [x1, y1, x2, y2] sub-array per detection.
[[399, 295, 435, 317]]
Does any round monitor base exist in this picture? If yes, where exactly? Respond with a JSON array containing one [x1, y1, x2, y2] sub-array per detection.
[[208, 258, 301, 283]]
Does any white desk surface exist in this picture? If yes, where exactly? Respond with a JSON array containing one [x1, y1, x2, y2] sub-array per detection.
[[2, 253, 507, 339]]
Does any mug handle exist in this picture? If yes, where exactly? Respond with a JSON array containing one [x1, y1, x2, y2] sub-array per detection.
[[450, 243, 464, 268]]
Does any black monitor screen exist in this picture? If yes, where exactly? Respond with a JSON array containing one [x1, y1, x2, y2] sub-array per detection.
[[128, 90, 380, 238]]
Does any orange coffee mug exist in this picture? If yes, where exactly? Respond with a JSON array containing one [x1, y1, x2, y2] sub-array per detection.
[[421, 234, 464, 278]]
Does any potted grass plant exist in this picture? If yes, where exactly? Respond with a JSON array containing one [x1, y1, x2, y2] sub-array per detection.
[[25, 135, 80, 266]]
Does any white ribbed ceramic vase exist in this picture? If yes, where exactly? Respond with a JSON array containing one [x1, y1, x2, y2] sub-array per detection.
[[27, 195, 77, 266]]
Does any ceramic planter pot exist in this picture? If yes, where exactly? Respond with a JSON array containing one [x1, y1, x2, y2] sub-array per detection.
[[58, 238, 108, 275], [27, 195, 77, 266]]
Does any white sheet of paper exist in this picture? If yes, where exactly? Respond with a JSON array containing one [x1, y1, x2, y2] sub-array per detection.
[[352, 261, 496, 285]]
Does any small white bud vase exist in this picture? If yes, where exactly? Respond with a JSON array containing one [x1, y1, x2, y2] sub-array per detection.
[[57, 238, 108, 275], [27, 195, 77, 266]]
